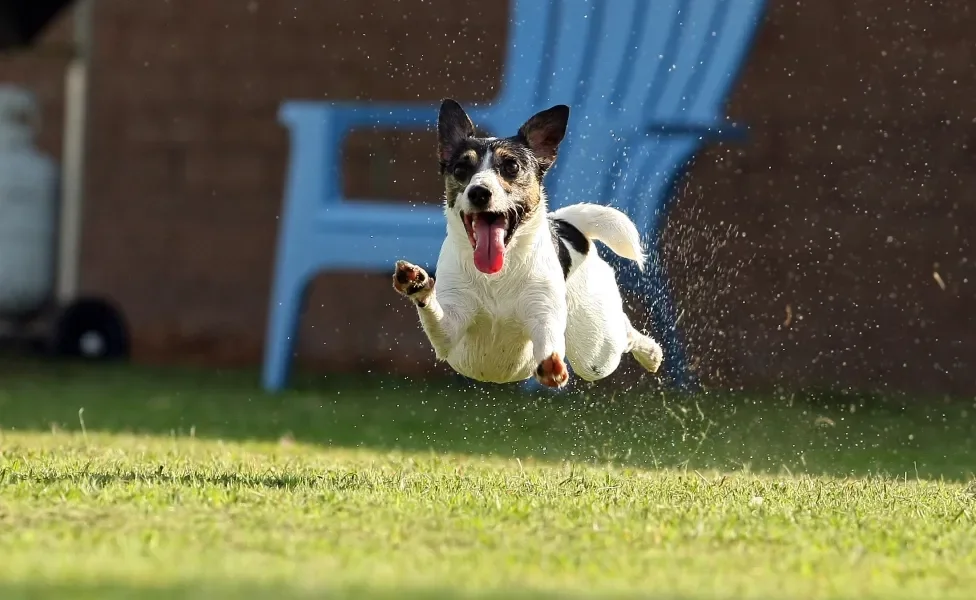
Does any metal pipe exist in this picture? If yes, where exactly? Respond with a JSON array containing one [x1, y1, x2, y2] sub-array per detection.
[[56, 0, 92, 303]]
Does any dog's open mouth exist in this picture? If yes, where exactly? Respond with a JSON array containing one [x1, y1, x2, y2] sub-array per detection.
[[461, 209, 520, 275]]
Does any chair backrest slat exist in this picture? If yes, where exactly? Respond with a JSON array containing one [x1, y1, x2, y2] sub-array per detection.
[[538, 0, 598, 107], [649, 0, 727, 121], [492, 3, 552, 117], [613, 0, 679, 119], [686, 0, 764, 121], [580, 0, 641, 115]]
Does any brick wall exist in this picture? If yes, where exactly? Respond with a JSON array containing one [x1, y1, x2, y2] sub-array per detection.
[[0, 0, 971, 395], [668, 0, 975, 395]]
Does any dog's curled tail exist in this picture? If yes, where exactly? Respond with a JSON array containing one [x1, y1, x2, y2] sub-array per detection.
[[550, 203, 646, 270]]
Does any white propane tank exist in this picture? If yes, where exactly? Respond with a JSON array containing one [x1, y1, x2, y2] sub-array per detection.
[[0, 85, 59, 319]]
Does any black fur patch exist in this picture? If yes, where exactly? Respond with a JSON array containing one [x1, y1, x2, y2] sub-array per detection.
[[549, 217, 590, 278]]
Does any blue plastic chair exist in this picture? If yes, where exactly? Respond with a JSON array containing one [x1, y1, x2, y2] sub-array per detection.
[[262, 0, 767, 392]]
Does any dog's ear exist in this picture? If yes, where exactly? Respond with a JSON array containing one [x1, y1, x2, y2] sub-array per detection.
[[438, 99, 475, 169], [517, 104, 570, 173]]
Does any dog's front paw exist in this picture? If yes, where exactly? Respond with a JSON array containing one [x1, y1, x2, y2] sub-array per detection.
[[535, 352, 569, 388], [393, 260, 434, 306]]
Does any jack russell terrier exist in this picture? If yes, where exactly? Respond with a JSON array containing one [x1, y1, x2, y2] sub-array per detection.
[[393, 99, 663, 388]]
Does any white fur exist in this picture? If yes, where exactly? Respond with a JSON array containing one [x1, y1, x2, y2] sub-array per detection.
[[398, 188, 663, 386], [550, 204, 646, 269], [459, 154, 513, 215]]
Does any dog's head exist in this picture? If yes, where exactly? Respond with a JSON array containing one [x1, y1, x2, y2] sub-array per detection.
[[437, 99, 569, 275]]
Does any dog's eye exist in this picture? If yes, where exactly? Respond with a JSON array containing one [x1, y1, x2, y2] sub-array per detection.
[[501, 159, 520, 177], [452, 164, 470, 180]]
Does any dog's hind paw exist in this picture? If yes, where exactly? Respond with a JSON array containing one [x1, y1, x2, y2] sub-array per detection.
[[393, 260, 434, 307], [535, 352, 569, 388], [633, 341, 663, 374], [628, 327, 664, 374]]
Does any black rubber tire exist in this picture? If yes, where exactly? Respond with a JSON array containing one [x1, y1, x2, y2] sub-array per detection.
[[53, 297, 130, 360]]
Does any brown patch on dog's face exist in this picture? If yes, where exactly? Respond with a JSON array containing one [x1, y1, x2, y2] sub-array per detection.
[[485, 143, 543, 221], [443, 148, 478, 209]]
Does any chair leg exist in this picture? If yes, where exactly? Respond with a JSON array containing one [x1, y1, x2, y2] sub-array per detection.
[[262, 274, 308, 393]]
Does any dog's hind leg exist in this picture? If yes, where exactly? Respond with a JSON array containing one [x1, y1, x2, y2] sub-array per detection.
[[564, 256, 664, 381], [626, 324, 664, 374], [564, 258, 630, 382]]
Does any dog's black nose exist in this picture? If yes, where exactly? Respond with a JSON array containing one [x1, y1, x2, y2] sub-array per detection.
[[467, 185, 492, 208]]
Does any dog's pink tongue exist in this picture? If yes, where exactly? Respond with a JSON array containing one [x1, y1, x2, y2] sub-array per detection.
[[473, 219, 506, 274]]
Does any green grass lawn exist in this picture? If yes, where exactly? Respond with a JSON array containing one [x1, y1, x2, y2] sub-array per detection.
[[0, 361, 974, 599]]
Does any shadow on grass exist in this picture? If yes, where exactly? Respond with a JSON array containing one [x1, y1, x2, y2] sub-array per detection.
[[0, 358, 972, 481], [0, 581, 581, 600]]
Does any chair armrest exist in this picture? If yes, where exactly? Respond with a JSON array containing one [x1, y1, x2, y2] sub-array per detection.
[[279, 101, 443, 131], [645, 120, 749, 142], [277, 101, 452, 202], [279, 100, 496, 133], [276, 100, 497, 201]]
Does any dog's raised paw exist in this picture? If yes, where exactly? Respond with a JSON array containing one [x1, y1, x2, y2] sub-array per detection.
[[535, 352, 569, 388], [393, 260, 434, 305]]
